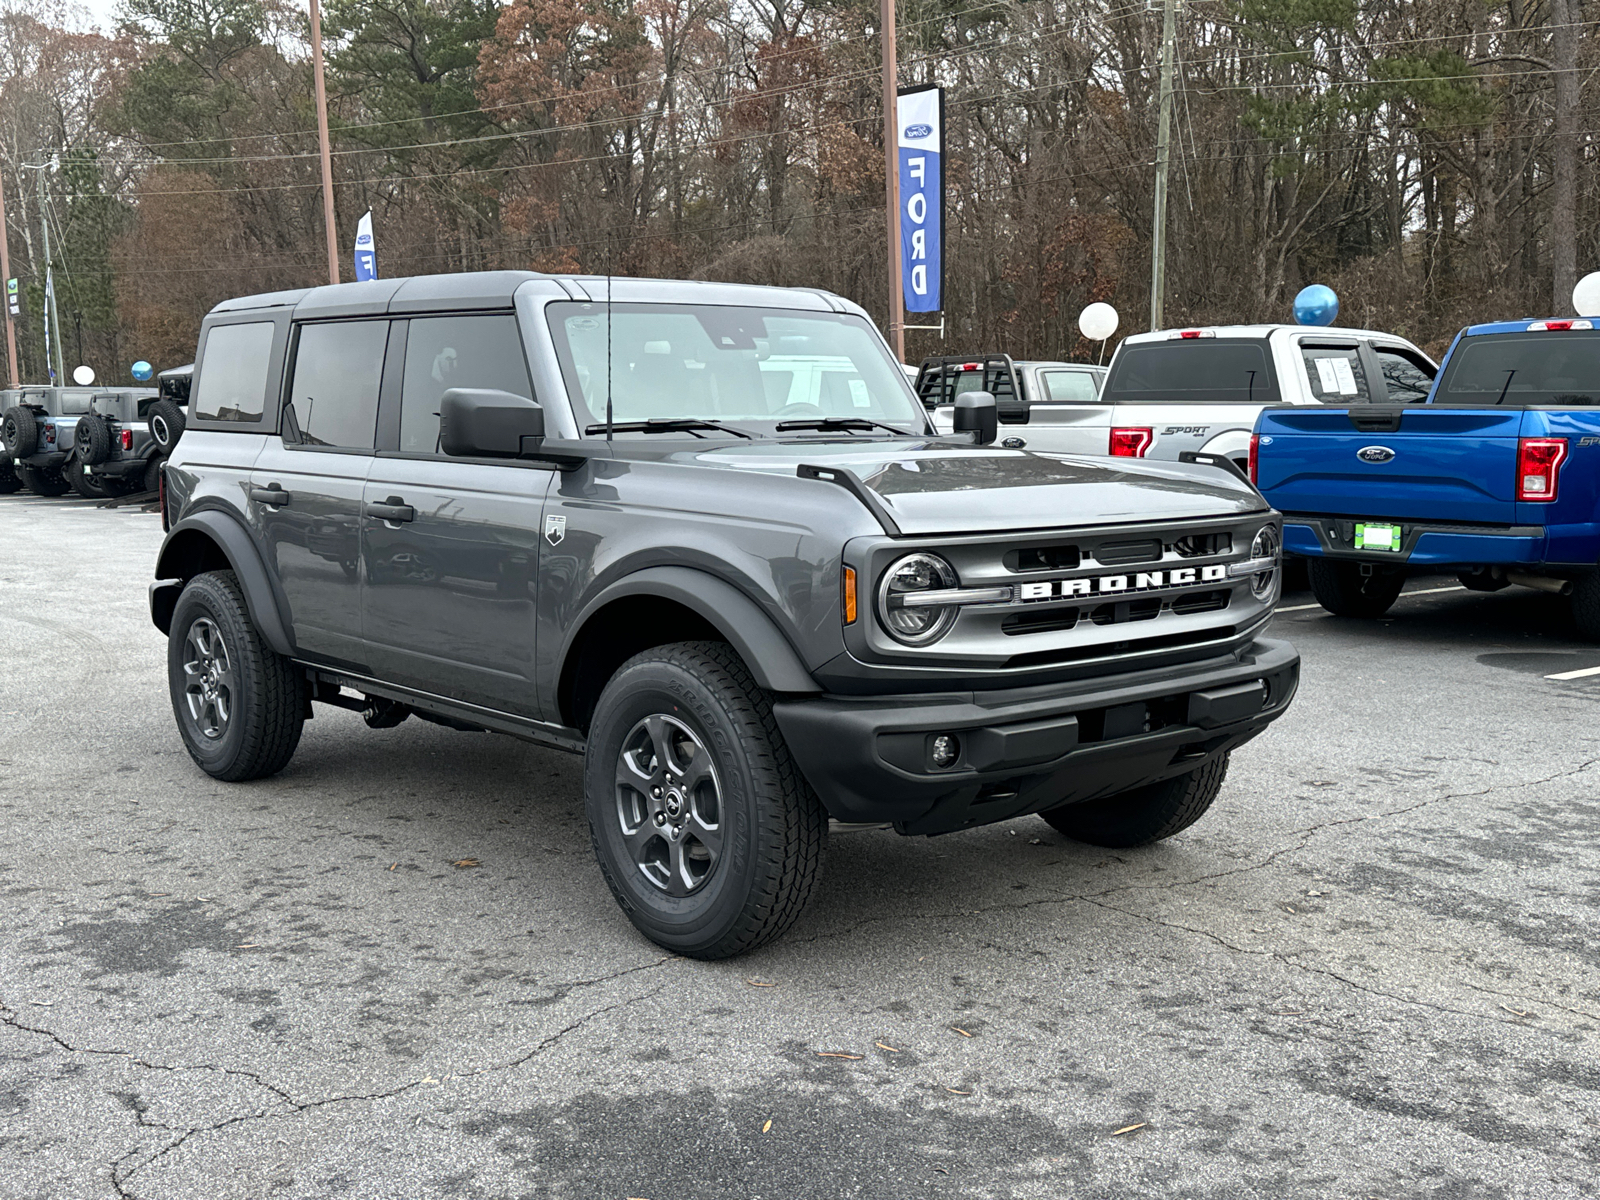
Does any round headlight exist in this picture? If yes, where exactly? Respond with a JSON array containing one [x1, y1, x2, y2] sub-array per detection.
[[878, 552, 959, 645], [1249, 524, 1280, 600]]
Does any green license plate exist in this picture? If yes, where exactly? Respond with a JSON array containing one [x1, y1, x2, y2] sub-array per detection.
[[1353, 522, 1402, 552]]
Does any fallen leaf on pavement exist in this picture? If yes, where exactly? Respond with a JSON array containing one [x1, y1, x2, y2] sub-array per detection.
[[453, 859, 480, 869], [876, 1042, 899, 1052], [816, 1052, 863, 1060], [1112, 1123, 1146, 1136], [1499, 1003, 1530, 1017], [762, 1119, 772, 1133], [945, 1088, 971, 1095], [745, 979, 775, 987], [952, 1027, 973, 1037], [388, 863, 398, 871]]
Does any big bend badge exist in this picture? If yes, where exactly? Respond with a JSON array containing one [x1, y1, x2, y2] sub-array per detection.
[[544, 514, 566, 547]]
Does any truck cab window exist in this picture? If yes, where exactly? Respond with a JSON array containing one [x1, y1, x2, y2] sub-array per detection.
[[1374, 349, 1434, 403], [400, 315, 533, 453], [287, 321, 387, 449], [195, 322, 275, 423], [1300, 345, 1371, 403]]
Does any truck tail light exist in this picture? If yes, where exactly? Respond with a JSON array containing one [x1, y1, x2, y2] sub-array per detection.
[[120, 428, 133, 451], [1110, 427, 1153, 457], [1167, 329, 1215, 339], [1517, 437, 1568, 502], [45, 424, 56, 444], [842, 566, 857, 625], [1248, 433, 1260, 484]]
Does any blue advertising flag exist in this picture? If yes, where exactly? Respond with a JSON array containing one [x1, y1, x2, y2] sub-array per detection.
[[897, 85, 943, 313], [353, 209, 378, 282]]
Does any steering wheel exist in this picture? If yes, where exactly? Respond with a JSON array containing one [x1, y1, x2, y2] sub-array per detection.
[[774, 402, 825, 417]]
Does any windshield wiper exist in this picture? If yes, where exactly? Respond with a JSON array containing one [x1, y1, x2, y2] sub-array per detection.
[[774, 416, 919, 436], [583, 418, 753, 439]]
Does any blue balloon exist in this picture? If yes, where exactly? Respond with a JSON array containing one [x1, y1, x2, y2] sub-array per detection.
[[131, 360, 154, 381], [1293, 284, 1339, 327]]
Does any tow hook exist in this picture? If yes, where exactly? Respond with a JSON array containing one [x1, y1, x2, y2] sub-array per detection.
[[363, 696, 411, 728]]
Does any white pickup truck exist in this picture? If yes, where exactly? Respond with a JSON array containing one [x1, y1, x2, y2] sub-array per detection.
[[927, 326, 1437, 472]]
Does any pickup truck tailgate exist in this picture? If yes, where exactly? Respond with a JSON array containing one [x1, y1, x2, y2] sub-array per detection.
[[1256, 407, 1521, 524]]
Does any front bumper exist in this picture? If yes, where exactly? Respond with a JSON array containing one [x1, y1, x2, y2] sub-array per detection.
[[773, 636, 1298, 835], [1283, 515, 1545, 568]]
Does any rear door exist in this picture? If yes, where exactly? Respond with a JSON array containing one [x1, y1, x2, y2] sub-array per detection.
[[250, 318, 386, 668], [361, 312, 550, 714], [1255, 406, 1522, 524]]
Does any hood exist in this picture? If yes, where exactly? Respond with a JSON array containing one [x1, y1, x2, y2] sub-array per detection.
[[681, 439, 1264, 535]]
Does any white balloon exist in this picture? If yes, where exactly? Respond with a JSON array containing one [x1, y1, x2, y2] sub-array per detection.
[[1078, 302, 1119, 342], [72, 365, 94, 386], [1573, 272, 1600, 318]]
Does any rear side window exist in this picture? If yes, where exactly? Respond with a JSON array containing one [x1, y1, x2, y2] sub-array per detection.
[[1439, 332, 1600, 405], [1300, 345, 1371, 402], [287, 320, 387, 449], [1103, 341, 1277, 403], [1039, 370, 1099, 402], [1375, 348, 1435, 403], [194, 322, 275, 423], [400, 315, 531, 453]]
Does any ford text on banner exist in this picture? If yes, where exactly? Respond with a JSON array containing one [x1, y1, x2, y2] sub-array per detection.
[[353, 209, 378, 282], [897, 85, 943, 313]]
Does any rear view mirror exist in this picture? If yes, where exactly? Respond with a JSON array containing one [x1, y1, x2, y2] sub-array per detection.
[[952, 390, 998, 445], [440, 389, 544, 458]]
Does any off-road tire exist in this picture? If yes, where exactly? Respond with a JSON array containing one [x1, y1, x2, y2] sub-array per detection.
[[1042, 753, 1230, 848], [74, 415, 111, 465], [67, 454, 109, 499], [168, 570, 305, 782], [1570, 572, 1600, 641], [143, 455, 164, 495], [19, 464, 69, 497], [1307, 558, 1404, 618], [2, 406, 38, 458], [584, 640, 827, 959], [149, 400, 186, 451], [0, 456, 20, 494]]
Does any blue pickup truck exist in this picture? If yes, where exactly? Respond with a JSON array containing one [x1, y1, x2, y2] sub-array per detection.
[[1252, 317, 1600, 636]]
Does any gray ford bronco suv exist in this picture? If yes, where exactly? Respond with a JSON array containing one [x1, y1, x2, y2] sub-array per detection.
[[150, 272, 1299, 958]]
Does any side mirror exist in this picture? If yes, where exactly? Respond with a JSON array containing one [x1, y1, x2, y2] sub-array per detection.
[[439, 389, 544, 458], [952, 390, 998, 446]]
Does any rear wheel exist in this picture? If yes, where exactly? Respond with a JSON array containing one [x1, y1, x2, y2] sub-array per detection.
[[1307, 558, 1404, 618], [1570, 573, 1600, 641], [1041, 754, 1230, 848], [67, 454, 109, 499], [0, 456, 20, 494], [584, 641, 827, 959], [142, 455, 164, 495], [19, 464, 70, 497], [167, 570, 305, 781]]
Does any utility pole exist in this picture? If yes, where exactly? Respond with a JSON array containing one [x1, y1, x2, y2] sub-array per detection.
[[34, 161, 64, 384], [0, 161, 18, 387], [880, 0, 904, 362], [309, 0, 340, 287], [1149, 0, 1178, 332]]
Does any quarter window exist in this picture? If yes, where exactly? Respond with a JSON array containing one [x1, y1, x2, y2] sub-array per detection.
[[194, 321, 275, 423], [400, 315, 532, 453], [1374, 349, 1435, 403], [287, 321, 387, 450]]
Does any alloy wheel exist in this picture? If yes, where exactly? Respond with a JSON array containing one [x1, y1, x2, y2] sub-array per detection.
[[614, 714, 723, 896], [182, 617, 236, 740]]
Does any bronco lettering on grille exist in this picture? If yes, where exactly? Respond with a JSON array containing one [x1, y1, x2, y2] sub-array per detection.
[[1017, 564, 1228, 601]]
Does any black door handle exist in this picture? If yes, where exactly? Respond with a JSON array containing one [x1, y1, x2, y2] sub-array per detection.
[[367, 497, 415, 523], [249, 486, 291, 507]]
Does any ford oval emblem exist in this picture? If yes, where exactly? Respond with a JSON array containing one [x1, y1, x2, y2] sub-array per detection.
[[904, 123, 934, 139], [1357, 445, 1396, 464]]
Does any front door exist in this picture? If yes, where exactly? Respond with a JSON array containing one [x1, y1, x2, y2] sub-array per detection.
[[361, 313, 549, 714], [250, 318, 389, 668]]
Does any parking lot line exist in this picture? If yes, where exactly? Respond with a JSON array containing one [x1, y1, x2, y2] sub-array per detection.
[[1278, 584, 1466, 614], [1545, 664, 1600, 681]]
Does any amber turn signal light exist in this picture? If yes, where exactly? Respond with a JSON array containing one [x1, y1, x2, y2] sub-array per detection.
[[843, 566, 858, 624]]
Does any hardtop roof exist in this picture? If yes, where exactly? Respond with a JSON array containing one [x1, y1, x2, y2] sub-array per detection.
[[1460, 318, 1595, 336], [1119, 323, 1421, 345]]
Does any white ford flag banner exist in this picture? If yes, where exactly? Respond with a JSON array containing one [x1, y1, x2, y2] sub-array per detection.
[[354, 209, 378, 282], [897, 85, 943, 313]]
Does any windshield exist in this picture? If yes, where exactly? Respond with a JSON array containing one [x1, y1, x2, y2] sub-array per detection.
[[1103, 340, 1279, 404], [1438, 332, 1600, 406], [547, 302, 926, 434]]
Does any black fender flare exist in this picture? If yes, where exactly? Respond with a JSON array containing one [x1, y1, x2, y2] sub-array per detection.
[[151, 510, 295, 657], [565, 565, 820, 694]]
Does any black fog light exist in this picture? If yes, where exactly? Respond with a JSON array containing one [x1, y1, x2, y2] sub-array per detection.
[[930, 734, 961, 769]]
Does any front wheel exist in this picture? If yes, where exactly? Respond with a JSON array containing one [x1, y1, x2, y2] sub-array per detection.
[[1307, 558, 1404, 618], [1570, 572, 1600, 641], [584, 641, 827, 959], [1041, 754, 1229, 848], [167, 570, 305, 781]]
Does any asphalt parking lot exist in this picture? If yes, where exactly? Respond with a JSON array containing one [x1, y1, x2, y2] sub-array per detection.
[[3, 494, 1599, 1199]]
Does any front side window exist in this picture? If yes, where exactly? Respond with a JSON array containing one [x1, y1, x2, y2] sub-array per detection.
[[1438, 332, 1600, 405], [400, 315, 532, 453], [1103, 341, 1278, 404], [1300, 344, 1371, 403], [287, 320, 388, 449], [547, 303, 923, 432], [1375, 348, 1435, 403], [195, 321, 276, 423], [1040, 370, 1100, 403]]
